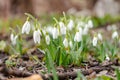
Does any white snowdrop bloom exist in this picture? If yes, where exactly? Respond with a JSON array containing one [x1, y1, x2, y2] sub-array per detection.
[[59, 22, 65, 28], [74, 31, 82, 42], [87, 20, 93, 28], [52, 27, 59, 39], [67, 19, 74, 31], [78, 27, 82, 35], [97, 33, 102, 41], [45, 35, 50, 45], [22, 21, 31, 34], [92, 36, 98, 47], [112, 31, 118, 39], [59, 22, 66, 35], [46, 26, 53, 35], [76, 22, 85, 30], [42, 29, 46, 36], [10, 33, 18, 45], [33, 29, 41, 44], [63, 38, 68, 48], [78, 21, 85, 27], [69, 41, 73, 48], [83, 25, 89, 35], [106, 54, 110, 61]]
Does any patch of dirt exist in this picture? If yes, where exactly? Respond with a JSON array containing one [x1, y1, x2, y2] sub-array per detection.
[[0, 48, 119, 80]]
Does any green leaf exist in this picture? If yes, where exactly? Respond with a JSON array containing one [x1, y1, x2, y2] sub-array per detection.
[[0, 40, 6, 51], [55, 46, 61, 66], [45, 49, 58, 80], [116, 69, 120, 80]]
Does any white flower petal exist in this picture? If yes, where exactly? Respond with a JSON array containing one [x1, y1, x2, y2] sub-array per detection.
[[10, 33, 18, 45], [33, 29, 41, 44], [88, 20, 93, 28], [67, 20, 74, 31], [22, 21, 31, 34], [59, 22, 66, 35], [63, 38, 68, 48], [93, 36, 98, 46], [52, 27, 59, 39], [45, 35, 50, 45], [74, 31, 82, 42], [97, 33, 102, 41], [69, 41, 73, 48], [112, 31, 118, 39]]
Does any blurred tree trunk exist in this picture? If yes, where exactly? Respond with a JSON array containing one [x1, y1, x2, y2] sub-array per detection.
[[48, 0, 81, 13], [48, 0, 69, 12], [10, 0, 34, 16]]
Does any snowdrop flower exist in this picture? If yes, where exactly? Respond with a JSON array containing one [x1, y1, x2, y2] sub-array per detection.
[[106, 54, 110, 61], [10, 33, 18, 45], [67, 19, 74, 31], [22, 21, 31, 34], [33, 29, 41, 44], [97, 33, 102, 41], [69, 41, 73, 48], [87, 20, 93, 28], [78, 27, 82, 34], [63, 38, 68, 48], [46, 26, 53, 35], [45, 35, 50, 45], [112, 31, 118, 39], [92, 36, 98, 47], [52, 27, 59, 39], [74, 31, 82, 42], [77, 21, 85, 27], [59, 22, 66, 35], [83, 25, 89, 35], [42, 29, 46, 36]]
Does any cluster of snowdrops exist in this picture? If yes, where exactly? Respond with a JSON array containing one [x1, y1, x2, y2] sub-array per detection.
[[10, 13, 119, 67]]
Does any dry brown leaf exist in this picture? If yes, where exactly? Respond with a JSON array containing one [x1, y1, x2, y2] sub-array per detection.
[[96, 70, 108, 77], [7, 74, 43, 80]]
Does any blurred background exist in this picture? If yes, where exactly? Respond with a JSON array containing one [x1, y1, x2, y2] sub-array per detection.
[[0, 0, 120, 18], [0, 0, 119, 51], [0, 0, 120, 34]]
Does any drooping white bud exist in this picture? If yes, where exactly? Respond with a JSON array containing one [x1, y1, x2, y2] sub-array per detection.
[[63, 38, 68, 48], [22, 21, 31, 34], [33, 29, 41, 44], [67, 19, 74, 31], [10, 33, 18, 45], [46, 26, 53, 35], [52, 27, 59, 39], [106, 54, 110, 61], [92, 36, 98, 47], [59, 22, 66, 35], [97, 33, 102, 41], [87, 20, 93, 28], [83, 25, 89, 35], [69, 41, 73, 48], [112, 31, 118, 39], [78, 27, 82, 35], [45, 35, 50, 45], [42, 28, 46, 36], [77, 21, 85, 28], [74, 31, 82, 42]]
